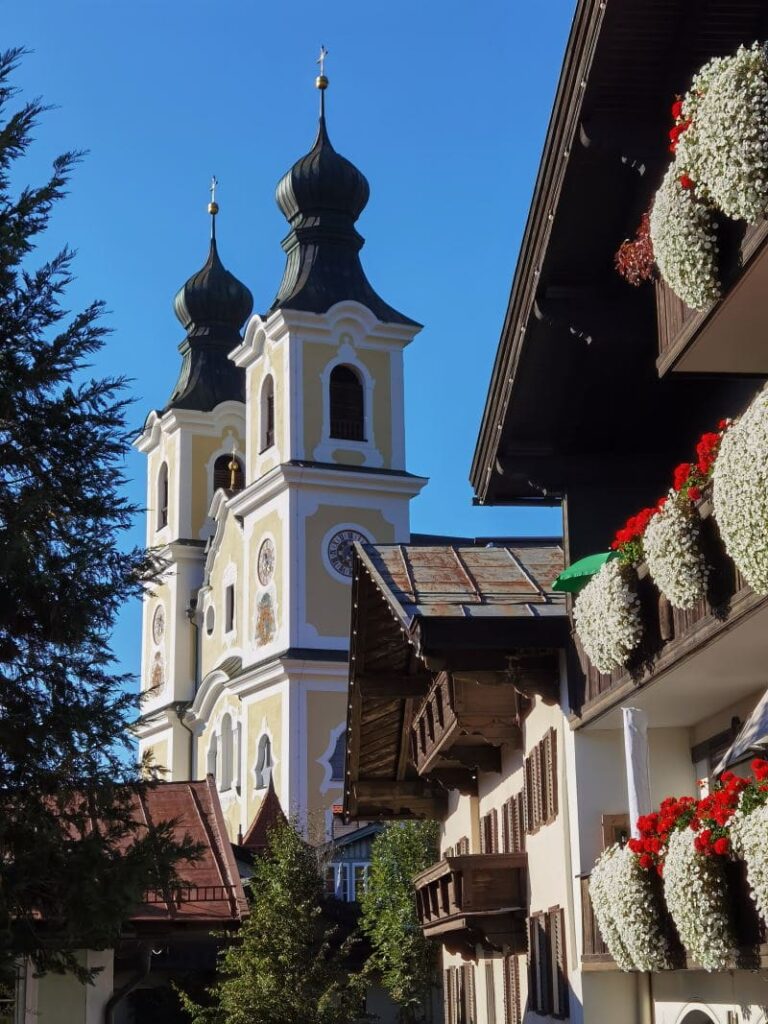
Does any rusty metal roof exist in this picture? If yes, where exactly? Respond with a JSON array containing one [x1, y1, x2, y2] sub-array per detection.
[[355, 540, 566, 627]]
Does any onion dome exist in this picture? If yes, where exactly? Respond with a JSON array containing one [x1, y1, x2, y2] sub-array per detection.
[[173, 239, 253, 336], [166, 190, 253, 412], [267, 78, 418, 327]]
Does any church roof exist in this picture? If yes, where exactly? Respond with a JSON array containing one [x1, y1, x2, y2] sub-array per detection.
[[240, 778, 287, 853], [267, 91, 419, 327], [165, 215, 253, 413]]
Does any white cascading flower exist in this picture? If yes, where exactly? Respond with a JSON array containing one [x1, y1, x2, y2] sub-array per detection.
[[573, 560, 643, 674], [731, 802, 768, 930], [643, 492, 709, 609]]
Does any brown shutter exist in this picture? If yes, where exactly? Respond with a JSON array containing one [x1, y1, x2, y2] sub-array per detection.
[[549, 907, 569, 1018], [479, 814, 487, 854], [503, 954, 521, 1024], [517, 792, 526, 851], [540, 913, 554, 1016], [527, 916, 537, 1012], [492, 808, 499, 853], [445, 845, 454, 859], [544, 729, 558, 824], [502, 800, 510, 853], [531, 747, 541, 831], [444, 968, 453, 1024], [465, 965, 476, 1024], [485, 962, 497, 1024], [524, 756, 533, 834]]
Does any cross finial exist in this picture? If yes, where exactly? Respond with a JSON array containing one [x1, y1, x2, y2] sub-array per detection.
[[208, 176, 219, 241], [317, 45, 328, 77]]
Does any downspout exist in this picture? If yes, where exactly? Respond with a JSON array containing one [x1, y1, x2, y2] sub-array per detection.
[[104, 943, 151, 1024], [173, 701, 195, 780]]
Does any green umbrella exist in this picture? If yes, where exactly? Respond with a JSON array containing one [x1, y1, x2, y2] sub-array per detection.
[[552, 551, 617, 593]]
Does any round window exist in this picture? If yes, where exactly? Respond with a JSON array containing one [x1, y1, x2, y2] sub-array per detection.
[[205, 605, 215, 636]]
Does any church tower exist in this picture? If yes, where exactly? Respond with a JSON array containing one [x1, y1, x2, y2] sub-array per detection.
[[136, 71, 426, 843]]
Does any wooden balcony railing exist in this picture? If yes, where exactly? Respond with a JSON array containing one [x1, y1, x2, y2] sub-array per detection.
[[575, 495, 767, 724], [656, 217, 768, 376], [410, 672, 525, 782], [580, 861, 767, 971], [414, 853, 528, 958]]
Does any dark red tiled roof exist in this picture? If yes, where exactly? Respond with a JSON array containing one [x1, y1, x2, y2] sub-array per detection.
[[129, 776, 248, 927]]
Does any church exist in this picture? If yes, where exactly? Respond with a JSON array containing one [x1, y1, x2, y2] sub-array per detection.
[[133, 67, 427, 845]]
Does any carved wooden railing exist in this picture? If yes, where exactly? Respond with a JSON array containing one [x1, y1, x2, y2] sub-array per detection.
[[575, 496, 765, 721], [414, 853, 528, 957], [656, 217, 768, 373], [580, 861, 766, 971], [410, 672, 524, 778]]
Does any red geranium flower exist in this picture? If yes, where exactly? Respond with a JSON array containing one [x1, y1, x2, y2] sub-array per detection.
[[752, 758, 768, 781], [679, 173, 694, 190], [639, 853, 654, 870], [688, 485, 702, 502], [671, 99, 684, 121], [713, 837, 730, 856], [673, 463, 692, 491]]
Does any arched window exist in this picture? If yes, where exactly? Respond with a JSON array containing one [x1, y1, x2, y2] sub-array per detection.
[[220, 714, 234, 792], [330, 731, 346, 783], [213, 454, 244, 492], [157, 461, 169, 530], [260, 375, 275, 452], [330, 365, 365, 442], [206, 732, 218, 782], [255, 734, 273, 790]]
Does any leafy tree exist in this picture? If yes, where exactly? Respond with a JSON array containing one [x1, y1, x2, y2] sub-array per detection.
[[179, 820, 364, 1024], [359, 821, 440, 1023], [0, 48, 195, 978]]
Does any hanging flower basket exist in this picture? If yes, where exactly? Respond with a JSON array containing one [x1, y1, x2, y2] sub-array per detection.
[[712, 387, 768, 594], [573, 560, 643, 674], [663, 828, 735, 971], [650, 164, 720, 310], [643, 490, 709, 609], [589, 844, 671, 972], [677, 43, 768, 224]]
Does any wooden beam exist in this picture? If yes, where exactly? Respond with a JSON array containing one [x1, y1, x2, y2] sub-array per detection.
[[355, 674, 429, 699]]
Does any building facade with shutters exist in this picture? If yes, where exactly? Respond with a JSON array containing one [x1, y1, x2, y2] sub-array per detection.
[[132, 79, 427, 846], [346, 3, 768, 1024]]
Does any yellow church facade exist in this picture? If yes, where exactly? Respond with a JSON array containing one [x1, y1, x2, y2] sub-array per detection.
[[134, 86, 426, 843]]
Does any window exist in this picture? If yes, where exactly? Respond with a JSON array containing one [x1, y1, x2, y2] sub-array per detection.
[[261, 375, 275, 452], [324, 865, 336, 896], [329, 365, 365, 441], [527, 908, 568, 1018], [207, 732, 218, 782], [330, 730, 346, 783], [157, 461, 169, 530], [205, 604, 215, 636], [213, 453, 244, 492], [225, 584, 235, 634], [255, 734, 273, 789], [353, 863, 369, 900], [480, 809, 499, 853], [444, 965, 476, 1024], [524, 728, 558, 835], [220, 714, 234, 792]]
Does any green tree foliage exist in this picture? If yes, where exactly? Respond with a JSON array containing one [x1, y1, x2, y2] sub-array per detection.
[[359, 821, 440, 1023], [179, 820, 364, 1024], [0, 48, 196, 979]]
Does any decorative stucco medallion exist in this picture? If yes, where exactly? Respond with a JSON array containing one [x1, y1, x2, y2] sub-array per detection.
[[150, 652, 165, 695], [256, 592, 276, 646], [257, 537, 276, 586], [151, 604, 165, 645]]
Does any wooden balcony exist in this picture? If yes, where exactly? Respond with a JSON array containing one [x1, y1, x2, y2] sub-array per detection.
[[656, 217, 768, 377], [414, 853, 528, 959], [580, 862, 767, 972], [410, 672, 529, 788], [575, 496, 768, 728]]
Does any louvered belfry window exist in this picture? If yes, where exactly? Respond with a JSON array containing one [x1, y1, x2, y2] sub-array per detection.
[[213, 454, 243, 492], [329, 365, 365, 441]]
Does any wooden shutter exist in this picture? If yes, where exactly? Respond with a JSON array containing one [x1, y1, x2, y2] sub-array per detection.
[[444, 845, 454, 858], [479, 815, 486, 854], [465, 965, 476, 1024], [491, 808, 499, 853], [458, 835, 470, 855], [549, 907, 569, 1019], [544, 729, 558, 824], [485, 962, 497, 1024], [528, 913, 553, 1015], [524, 756, 534, 834], [534, 745, 544, 830], [444, 968, 454, 1024], [502, 799, 510, 853], [516, 792, 526, 851], [503, 954, 521, 1024]]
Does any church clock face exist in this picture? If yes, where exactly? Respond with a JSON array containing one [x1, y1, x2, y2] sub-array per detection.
[[327, 529, 367, 578], [257, 538, 276, 586]]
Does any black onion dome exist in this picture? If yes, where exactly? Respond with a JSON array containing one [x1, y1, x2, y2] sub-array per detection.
[[173, 238, 253, 334], [276, 116, 370, 226], [165, 236, 254, 413], [267, 110, 419, 327]]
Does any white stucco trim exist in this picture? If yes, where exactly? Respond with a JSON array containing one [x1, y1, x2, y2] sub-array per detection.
[[318, 720, 346, 795], [313, 345, 382, 467]]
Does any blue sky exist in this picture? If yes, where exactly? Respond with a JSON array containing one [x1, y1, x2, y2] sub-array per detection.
[[7, 0, 574, 680]]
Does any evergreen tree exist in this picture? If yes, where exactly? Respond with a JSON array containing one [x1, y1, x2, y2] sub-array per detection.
[[0, 48, 195, 979], [179, 820, 363, 1024], [359, 821, 440, 1023]]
